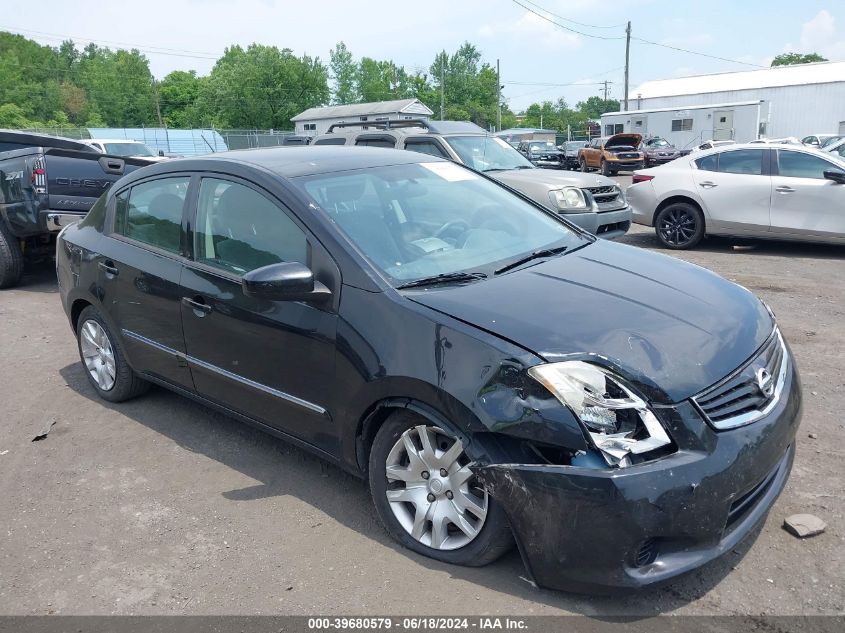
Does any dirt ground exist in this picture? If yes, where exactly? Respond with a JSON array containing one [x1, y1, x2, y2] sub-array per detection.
[[0, 217, 842, 616]]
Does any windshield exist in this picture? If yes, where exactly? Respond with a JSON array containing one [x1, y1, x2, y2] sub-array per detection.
[[293, 161, 585, 284], [446, 135, 534, 171], [646, 138, 670, 148], [821, 135, 844, 148], [103, 142, 156, 157], [529, 141, 556, 152]]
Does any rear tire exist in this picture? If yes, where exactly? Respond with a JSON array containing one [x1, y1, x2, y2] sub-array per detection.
[[76, 306, 150, 402], [369, 410, 513, 567], [0, 221, 24, 289], [654, 202, 705, 249]]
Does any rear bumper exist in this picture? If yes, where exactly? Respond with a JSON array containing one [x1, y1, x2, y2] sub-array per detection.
[[45, 211, 85, 232], [475, 360, 801, 593], [626, 183, 658, 226]]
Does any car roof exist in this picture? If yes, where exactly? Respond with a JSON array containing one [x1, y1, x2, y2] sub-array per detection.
[[85, 138, 147, 144], [121, 146, 447, 180]]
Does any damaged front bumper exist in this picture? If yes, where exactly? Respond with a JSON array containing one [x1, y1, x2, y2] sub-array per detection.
[[474, 362, 801, 593]]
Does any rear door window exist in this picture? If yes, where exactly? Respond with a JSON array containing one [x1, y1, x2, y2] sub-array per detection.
[[404, 139, 448, 158], [314, 137, 347, 146], [717, 149, 764, 175], [114, 177, 190, 253], [695, 154, 719, 172]]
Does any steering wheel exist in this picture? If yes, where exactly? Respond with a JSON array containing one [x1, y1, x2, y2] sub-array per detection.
[[434, 220, 471, 240]]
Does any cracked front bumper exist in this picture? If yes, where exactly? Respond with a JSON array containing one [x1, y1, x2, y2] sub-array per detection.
[[475, 360, 801, 593]]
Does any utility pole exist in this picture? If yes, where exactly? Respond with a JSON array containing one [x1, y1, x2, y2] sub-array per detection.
[[153, 79, 171, 153], [602, 80, 609, 109], [391, 63, 397, 98], [496, 58, 501, 132], [440, 63, 445, 121], [624, 21, 631, 111]]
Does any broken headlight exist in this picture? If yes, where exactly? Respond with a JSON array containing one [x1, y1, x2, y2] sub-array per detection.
[[528, 361, 671, 468]]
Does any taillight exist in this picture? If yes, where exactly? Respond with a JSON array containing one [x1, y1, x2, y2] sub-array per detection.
[[31, 157, 47, 192], [632, 174, 654, 184]]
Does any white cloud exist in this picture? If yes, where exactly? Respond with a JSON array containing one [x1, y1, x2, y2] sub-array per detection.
[[511, 11, 582, 51], [783, 9, 845, 61]]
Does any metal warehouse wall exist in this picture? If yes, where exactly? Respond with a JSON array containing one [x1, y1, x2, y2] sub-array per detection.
[[634, 83, 845, 138]]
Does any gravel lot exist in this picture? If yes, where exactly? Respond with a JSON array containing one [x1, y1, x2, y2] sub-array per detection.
[[0, 187, 842, 615]]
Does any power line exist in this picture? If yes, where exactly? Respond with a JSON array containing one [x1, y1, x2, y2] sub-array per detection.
[[631, 36, 766, 68], [515, 1, 768, 68], [0, 25, 220, 59], [508, 0, 626, 40], [519, 0, 626, 29]]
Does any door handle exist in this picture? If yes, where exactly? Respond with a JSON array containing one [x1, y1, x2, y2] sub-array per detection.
[[775, 186, 795, 193], [182, 296, 212, 316], [98, 261, 119, 277], [699, 181, 718, 188]]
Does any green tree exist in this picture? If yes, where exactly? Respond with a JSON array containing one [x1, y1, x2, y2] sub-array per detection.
[[0, 103, 32, 128], [77, 44, 157, 126], [771, 52, 828, 66], [158, 70, 205, 127], [329, 41, 358, 104], [576, 95, 620, 120], [202, 44, 328, 128]]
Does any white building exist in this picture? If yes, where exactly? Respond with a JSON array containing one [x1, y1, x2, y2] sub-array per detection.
[[600, 61, 845, 149], [291, 98, 434, 137]]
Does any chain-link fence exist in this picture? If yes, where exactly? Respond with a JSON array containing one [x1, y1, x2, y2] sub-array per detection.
[[18, 127, 299, 156]]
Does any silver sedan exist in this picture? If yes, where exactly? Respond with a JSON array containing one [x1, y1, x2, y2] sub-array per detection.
[[627, 143, 845, 249]]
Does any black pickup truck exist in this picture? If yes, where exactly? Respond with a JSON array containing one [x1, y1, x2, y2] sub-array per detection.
[[0, 131, 149, 288]]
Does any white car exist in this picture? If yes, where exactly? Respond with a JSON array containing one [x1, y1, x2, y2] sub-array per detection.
[[748, 136, 802, 145], [627, 143, 845, 249], [81, 139, 169, 163], [801, 134, 843, 148], [687, 139, 736, 154], [825, 138, 845, 159]]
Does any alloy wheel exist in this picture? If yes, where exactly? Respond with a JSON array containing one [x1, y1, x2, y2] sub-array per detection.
[[658, 207, 697, 246], [384, 425, 488, 551], [80, 319, 116, 391]]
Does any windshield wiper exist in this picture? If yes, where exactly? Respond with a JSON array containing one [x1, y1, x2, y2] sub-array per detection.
[[494, 245, 569, 275], [396, 271, 488, 289]]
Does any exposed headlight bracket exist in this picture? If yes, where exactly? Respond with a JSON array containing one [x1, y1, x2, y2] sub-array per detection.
[[528, 361, 672, 467]]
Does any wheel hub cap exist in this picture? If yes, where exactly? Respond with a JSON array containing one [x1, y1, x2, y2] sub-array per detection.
[[384, 425, 488, 551], [80, 320, 116, 391]]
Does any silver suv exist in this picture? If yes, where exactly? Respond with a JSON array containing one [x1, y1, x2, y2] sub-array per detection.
[[312, 120, 632, 239]]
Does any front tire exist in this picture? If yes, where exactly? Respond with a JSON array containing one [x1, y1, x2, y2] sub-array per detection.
[[76, 306, 150, 402], [369, 411, 512, 567], [654, 202, 705, 249], [580, 159, 588, 172], [601, 160, 611, 176], [0, 221, 24, 289]]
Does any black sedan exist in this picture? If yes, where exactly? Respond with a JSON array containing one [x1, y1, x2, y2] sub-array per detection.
[[56, 146, 801, 593]]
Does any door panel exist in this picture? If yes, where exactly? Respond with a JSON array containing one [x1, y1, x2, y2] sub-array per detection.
[[770, 150, 845, 241], [713, 110, 734, 141], [99, 176, 193, 388], [180, 177, 339, 452], [692, 149, 771, 234]]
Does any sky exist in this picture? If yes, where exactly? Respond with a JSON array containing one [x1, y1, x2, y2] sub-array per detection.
[[3, 0, 844, 112]]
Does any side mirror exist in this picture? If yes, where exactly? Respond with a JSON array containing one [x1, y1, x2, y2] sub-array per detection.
[[242, 261, 331, 303], [823, 169, 845, 184]]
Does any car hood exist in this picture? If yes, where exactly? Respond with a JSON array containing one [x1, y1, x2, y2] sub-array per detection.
[[644, 145, 678, 153], [407, 240, 773, 404], [493, 168, 617, 190], [606, 133, 643, 148]]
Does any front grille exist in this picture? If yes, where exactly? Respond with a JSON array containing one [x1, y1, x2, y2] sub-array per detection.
[[616, 153, 638, 159], [693, 329, 786, 430], [584, 185, 621, 206]]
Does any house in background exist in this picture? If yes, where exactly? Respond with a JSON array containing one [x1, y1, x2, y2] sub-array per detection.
[[292, 98, 434, 137]]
